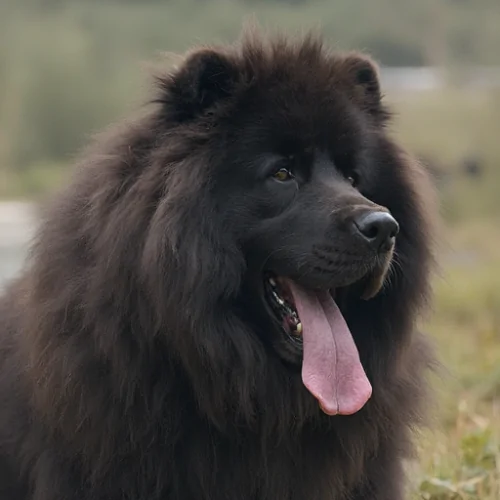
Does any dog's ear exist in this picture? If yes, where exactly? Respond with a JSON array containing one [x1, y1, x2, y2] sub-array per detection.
[[339, 54, 386, 119], [156, 49, 239, 122]]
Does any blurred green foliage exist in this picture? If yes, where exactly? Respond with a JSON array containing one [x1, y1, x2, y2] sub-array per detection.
[[1, 0, 500, 178]]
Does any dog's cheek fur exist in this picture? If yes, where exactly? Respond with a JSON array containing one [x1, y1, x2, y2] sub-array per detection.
[[0, 32, 436, 500]]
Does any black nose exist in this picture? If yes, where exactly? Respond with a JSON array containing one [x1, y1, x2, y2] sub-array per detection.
[[353, 211, 399, 251]]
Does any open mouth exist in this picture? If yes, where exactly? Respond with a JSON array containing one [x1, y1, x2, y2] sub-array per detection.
[[264, 275, 303, 345], [262, 272, 372, 416]]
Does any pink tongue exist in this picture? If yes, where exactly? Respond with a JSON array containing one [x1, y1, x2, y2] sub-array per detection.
[[285, 281, 372, 416]]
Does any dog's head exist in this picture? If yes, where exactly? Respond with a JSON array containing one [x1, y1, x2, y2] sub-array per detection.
[[140, 33, 434, 419], [23, 33, 434, 433]]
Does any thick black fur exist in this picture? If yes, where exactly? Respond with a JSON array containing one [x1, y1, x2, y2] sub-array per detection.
[[0, 32, 436, 500]]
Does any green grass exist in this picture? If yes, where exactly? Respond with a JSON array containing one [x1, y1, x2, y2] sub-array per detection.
[[394, 87, 500, 497], [409, 222, 500, 499]]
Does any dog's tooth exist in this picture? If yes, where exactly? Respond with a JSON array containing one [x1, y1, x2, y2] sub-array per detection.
[[295, 323, 302, 334], [269, 277, 276, 287], [272, 291, 284, 306]]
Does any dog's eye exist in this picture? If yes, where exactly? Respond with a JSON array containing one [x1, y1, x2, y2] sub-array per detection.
[[273, 168, 295, 182]]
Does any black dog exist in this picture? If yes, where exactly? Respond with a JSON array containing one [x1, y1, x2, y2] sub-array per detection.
[[0, 32, 436, 500]]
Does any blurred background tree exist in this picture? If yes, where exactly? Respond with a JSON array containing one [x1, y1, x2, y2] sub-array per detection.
[[1, 0, 500, 183]]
